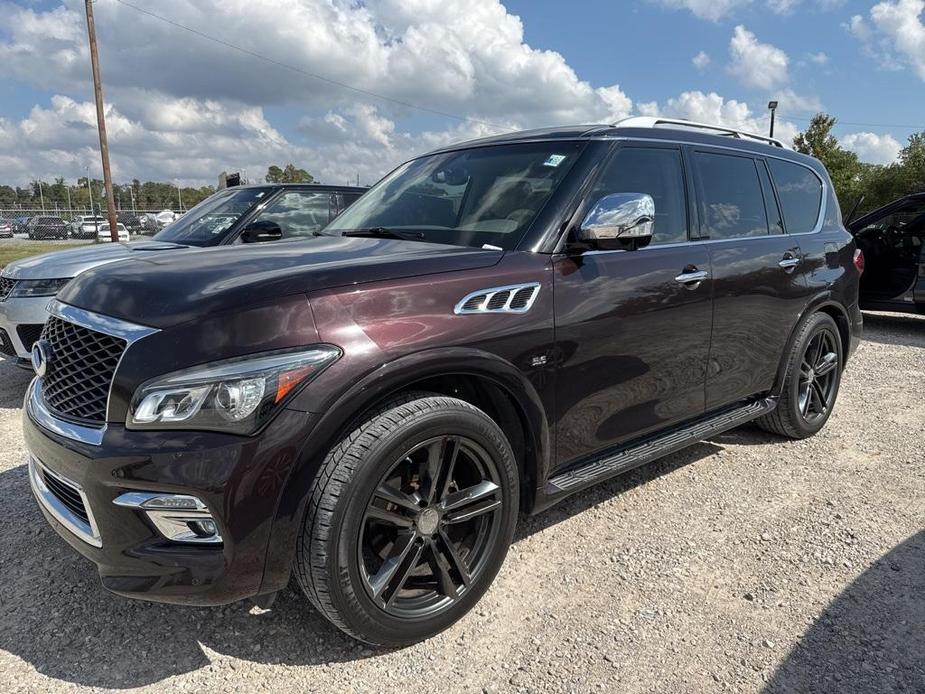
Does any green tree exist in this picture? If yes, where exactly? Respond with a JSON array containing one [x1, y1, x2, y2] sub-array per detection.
[[793, 114, 864, 215], [265, 163, 313, 183]]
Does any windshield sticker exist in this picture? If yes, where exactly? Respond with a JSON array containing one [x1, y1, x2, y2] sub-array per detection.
[[543, 154, 567, 168]]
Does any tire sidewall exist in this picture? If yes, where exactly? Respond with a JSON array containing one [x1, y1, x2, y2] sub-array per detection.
[[326, 400, 519, 646], [785, 313, 843, 437]]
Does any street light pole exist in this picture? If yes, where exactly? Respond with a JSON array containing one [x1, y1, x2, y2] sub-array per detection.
[[85, 166, 94, 216], [84, 0, 120, 242], [768, 100, 779, 139]]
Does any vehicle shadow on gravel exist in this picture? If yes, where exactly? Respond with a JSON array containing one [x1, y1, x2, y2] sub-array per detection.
[[0, 464, 370, 689], [860, 312, 925, 349], [764, 531, 925, 693]]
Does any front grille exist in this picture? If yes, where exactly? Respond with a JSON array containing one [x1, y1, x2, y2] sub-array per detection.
[[0, 328, 15, 357], [40, 466, 90, 526], [17, 323, 44, 352], [0, 276, 16, 301], [41, 316, 127, 423]]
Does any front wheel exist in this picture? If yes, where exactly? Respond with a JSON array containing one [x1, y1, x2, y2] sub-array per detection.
[[757, 312, 843, 439], [295, 394, 519, 646]]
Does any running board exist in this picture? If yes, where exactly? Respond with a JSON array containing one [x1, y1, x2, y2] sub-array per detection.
[[545, 397, 777, 497]]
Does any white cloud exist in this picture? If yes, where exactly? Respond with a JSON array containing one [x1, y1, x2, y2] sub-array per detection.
[[868, 0, 925, 80], [637, 90, 799, 145], [652, 0, 749, 21], [692, 51, 711, 70], [807, 51, 830, 64], [841, 132, 902, 164], [728, 25, 790, 89]]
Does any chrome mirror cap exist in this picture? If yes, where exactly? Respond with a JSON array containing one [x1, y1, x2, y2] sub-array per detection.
[[579, 192, 655, 242]]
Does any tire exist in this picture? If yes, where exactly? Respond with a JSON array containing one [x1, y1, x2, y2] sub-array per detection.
[[757, 312, 843, 439], [295, 393, 519, 646]]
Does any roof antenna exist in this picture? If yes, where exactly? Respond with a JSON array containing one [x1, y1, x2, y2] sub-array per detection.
[[845, 194, 866, 227]]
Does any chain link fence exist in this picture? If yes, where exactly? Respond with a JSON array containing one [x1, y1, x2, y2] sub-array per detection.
[[0, 208, 185, 240]]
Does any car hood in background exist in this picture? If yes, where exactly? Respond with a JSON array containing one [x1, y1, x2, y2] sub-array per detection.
[[1, 241, 189, 280], [58, 236, 503, 328]]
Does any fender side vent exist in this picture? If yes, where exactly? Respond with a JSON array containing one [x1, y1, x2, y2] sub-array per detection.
[[454, 283, 540, 315]]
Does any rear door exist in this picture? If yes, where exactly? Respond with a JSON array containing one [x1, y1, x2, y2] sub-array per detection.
[[553, 143, 712, 467], [691, 148, 810, 410]]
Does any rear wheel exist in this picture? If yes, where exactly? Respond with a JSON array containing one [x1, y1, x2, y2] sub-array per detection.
[[295, 393, 519, 646], [757, 312, 842, 439]]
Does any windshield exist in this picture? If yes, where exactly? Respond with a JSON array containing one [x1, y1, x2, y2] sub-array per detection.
[[154, 187, 272, 245], [325, 141, 584, 250]]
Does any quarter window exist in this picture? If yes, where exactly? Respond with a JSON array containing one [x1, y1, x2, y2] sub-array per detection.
[[767, 159, 822, 234], [590, 147, 688, 245], [693, 152, 769, 239]]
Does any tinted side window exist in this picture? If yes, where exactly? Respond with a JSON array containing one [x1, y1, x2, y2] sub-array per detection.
[[255, 191, 333, 239], [767, 159, 822, 234], [693, 152, 769, 239], [591, 147, 688, 245]]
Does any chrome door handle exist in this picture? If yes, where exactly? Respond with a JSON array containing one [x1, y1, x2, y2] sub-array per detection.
[[674, 269, 709, 284], [778, 255, 801, 271]]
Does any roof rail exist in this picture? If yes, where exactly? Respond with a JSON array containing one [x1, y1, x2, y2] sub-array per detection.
[[612, 116, 785, 148]]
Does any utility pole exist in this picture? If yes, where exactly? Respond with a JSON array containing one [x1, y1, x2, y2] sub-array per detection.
[[176, 179, 183, 212], [37, 180, 45, 212], [84, 0, 119, 242], [65, 185, 72, 216], [85, 166, 94, 216]]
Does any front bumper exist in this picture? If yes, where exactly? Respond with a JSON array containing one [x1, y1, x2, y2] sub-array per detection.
[[0, 294, 52, 359], [23, 379, 318, 606]]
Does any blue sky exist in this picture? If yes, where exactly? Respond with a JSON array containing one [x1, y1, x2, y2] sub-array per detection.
[[0, 0, 922, 185]]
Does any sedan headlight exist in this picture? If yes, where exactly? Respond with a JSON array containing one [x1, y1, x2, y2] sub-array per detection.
[[9, 278, 71, 298], [128, 346, 340, 434]]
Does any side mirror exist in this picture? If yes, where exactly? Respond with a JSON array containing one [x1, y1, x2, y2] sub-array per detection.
[[578, 193, 655, 246], [241, 220, 283, 243]]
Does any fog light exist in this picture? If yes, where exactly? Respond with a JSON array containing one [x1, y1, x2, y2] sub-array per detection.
[[114, 492, 222, 544]]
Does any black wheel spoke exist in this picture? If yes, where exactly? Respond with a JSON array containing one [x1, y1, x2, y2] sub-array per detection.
[[811, 381, 828, 413], [426, 534, 469, 599], [374, 483, 421, 514], [441, 480, 501, 523], [436, 529, 471, 588], [423, 437, 459, 504], [366, 504, 415, 528], [815, 351, 837, 376], [369, 532, 425, 606]]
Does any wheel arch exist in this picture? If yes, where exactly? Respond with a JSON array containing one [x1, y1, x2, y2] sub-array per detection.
[[258, 347, 550, 595], [773, 293, 851, 396]]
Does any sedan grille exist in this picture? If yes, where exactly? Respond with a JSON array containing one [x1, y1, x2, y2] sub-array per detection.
[[0, 328, 15, 357], [41, 316, 127, 423], [17, 323, 44, 352], [0, 276, 16, 301]]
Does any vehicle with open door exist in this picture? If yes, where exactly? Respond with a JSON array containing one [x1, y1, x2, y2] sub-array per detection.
[[849, 192, 924, 315]]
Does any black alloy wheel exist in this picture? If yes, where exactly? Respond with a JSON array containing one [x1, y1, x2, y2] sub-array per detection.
[[797, 330, 839, 424], [359, 434, 503, 617]]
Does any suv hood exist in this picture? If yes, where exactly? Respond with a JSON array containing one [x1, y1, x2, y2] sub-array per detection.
[[58, 236, 503, 328], [2, 240, 189, 280]]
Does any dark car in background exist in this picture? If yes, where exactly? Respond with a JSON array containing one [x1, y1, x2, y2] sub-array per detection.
[[23, 119, 860, 647], [849, 192, 924, 315], [26, 216, 68, 240]]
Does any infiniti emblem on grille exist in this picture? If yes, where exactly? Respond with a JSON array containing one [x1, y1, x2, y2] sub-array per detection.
[[31, 339, 52, 378]]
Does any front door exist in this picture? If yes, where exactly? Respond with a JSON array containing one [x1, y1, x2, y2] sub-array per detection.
[[553, 145, 712, 469]]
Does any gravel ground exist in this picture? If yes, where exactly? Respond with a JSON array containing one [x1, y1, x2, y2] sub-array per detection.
[[0, 311, 922, 693]]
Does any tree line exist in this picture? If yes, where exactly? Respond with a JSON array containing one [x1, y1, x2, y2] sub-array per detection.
[[793, 114, 925, 218], [0, 164, 317, 213]]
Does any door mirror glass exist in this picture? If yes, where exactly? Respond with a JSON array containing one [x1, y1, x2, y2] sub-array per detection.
[[241, 220, 283, 243], [579, 193, 655, 244]]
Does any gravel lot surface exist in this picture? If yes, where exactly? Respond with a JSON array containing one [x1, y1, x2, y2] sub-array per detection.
[[0, 311, 922, 693]]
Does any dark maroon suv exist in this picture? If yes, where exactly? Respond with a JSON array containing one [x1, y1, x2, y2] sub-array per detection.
[[24, 118, 862, 646]]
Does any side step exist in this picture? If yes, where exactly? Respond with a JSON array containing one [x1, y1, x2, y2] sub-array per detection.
[[545, 397, 777, 497]]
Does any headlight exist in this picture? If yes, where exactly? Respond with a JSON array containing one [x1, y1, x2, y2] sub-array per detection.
[[9, 278, 71, 298], [128, 346, 340, 434]]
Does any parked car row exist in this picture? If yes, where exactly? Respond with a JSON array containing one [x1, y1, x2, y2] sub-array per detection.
[[4, 118, 920, 649]]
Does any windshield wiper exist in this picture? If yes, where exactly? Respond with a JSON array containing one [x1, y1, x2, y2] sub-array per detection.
[[340, 227, 425, 241]]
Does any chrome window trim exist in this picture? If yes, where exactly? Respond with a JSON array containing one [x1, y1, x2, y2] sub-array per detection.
[[28, 455, 102, 547], [38, 300, 160, 444], [28, 378, 105, 446]]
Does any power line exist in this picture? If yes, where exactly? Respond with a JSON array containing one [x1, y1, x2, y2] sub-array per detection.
[[780, 113, 924, 131], [113, 0, 511, 133]]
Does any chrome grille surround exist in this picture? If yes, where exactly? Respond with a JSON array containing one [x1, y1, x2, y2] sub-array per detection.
[[454, 282, 541, 315], [28, 456, 102, 547], [30, 300, 160, 445]]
